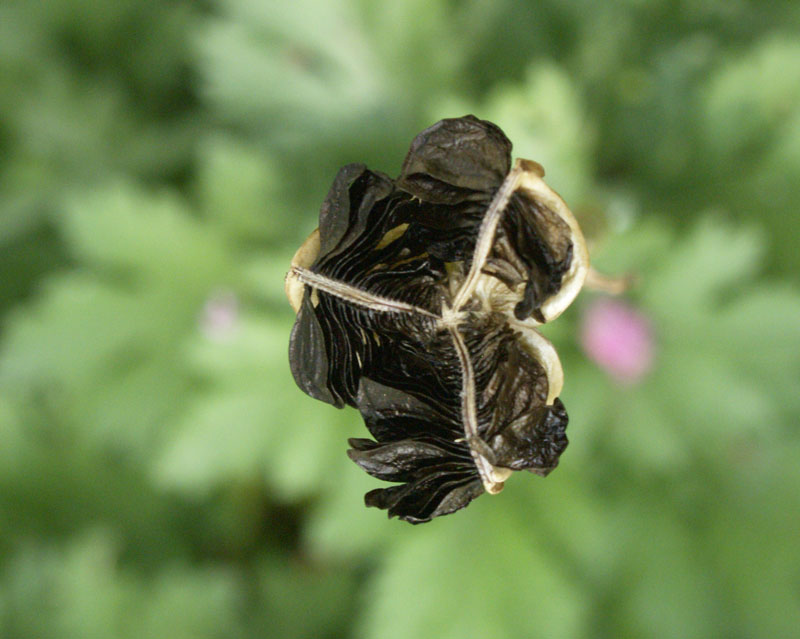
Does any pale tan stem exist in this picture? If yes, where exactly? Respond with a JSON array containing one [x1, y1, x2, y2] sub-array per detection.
[[290, 266, 439, 318], [451, 161, 525, 312], [448, 326, 510, 494], [583, 268, 635, 295]]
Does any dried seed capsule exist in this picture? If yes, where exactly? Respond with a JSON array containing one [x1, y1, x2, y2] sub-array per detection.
[[286, 115, 588, 522]]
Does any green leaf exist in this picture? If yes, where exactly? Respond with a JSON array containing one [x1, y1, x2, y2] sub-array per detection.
[[253, 555, 357, 639], [0, 531, 242, 639], [357, 500, 588, 639], [699, 36, 800, 273], [60, 183, 229, 281], [614, 509, 724, 638], [0, 274, 145, 390], [196, 136, 291, 243], [703, 37, 800, 160], [155, 315, 356, 501], [199, 0, 388, 146], [642, 218, 764, 318]]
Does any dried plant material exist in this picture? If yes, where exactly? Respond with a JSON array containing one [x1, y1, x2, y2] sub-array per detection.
[[286, 116, 589, 523]]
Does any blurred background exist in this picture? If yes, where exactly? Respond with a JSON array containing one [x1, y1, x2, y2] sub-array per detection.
[[1, 1, 799, 637]]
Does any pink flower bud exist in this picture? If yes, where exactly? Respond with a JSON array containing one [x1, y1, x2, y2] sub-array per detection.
[[200, 289, 239, 341], [580, 298, 655, 385]]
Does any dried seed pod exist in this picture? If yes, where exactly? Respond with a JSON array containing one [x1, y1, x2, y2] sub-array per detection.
[[286, 115, 588, 523]]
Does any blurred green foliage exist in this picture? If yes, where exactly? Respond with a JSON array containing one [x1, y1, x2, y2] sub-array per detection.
[[1, 1, 799, 637]]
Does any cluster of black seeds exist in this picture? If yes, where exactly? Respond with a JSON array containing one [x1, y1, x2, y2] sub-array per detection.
[[287, 115, 588, 523]]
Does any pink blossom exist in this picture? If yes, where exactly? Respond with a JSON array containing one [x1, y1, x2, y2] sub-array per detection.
[[200, 289, 239, 341], [580, 298, 655, 385]]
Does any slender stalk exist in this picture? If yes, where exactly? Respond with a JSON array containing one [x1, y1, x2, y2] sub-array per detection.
[[584, 267, 635, 295]]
